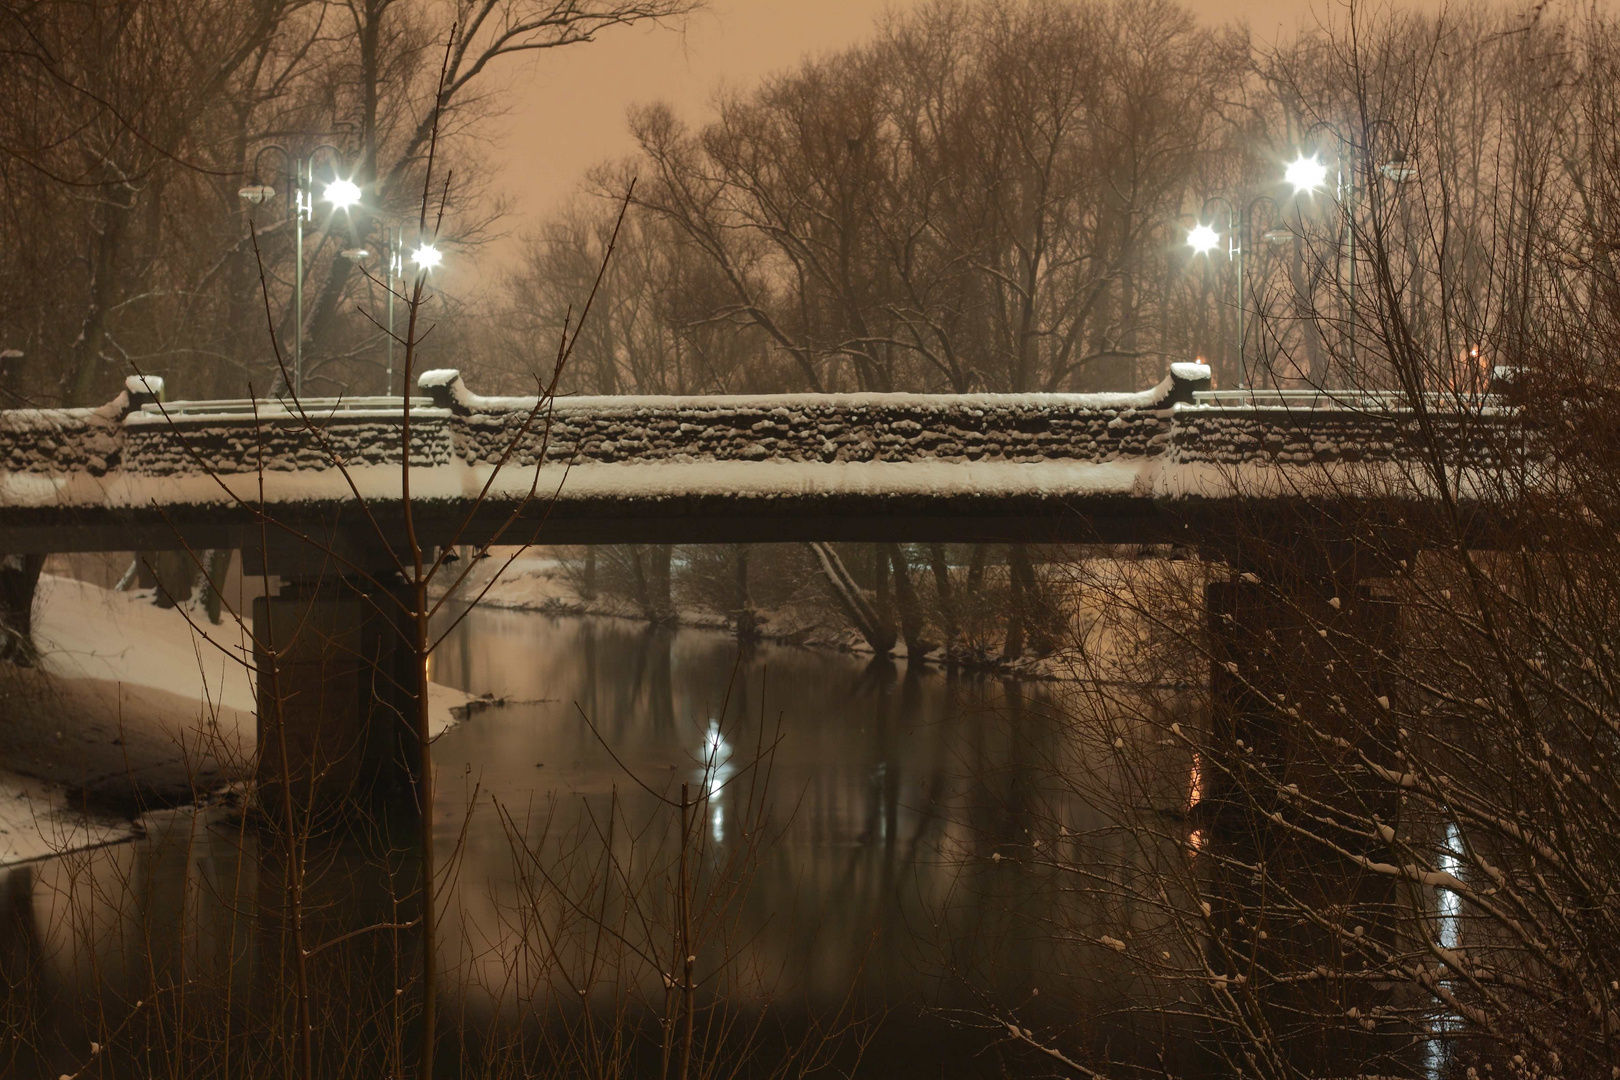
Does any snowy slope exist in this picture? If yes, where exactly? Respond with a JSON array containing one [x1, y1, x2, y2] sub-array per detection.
[[0, 575, 477, 866]]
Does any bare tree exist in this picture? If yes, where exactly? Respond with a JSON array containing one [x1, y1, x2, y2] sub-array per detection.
[[929, 7, 1620, 1077]]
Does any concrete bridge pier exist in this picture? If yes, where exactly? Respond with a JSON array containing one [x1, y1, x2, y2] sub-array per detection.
[[0, 553, 44, 663], [247, 540, 420, 817], [1202, 539, 1410, 1069]]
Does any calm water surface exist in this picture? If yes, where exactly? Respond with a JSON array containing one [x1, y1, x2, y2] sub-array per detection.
[[0, 608, 1143, 1077]]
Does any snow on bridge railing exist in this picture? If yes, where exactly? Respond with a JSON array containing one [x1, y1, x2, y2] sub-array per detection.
[[0, 360, 1522, 487], [1193, 388, 1508, 411], [134, 395, 436, 420]]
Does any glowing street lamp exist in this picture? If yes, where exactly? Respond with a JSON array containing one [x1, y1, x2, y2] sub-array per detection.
[[411, 243, 443, 271], [377, 230, 453, 395], [1285, 154, 1330, 195], [1188, 195, 1288, 388], [324, 177, 362, 210], [1378, 150, 1419, 184], [238, 142, 351, 397], [1187, 223, 1222, 256], [1284, 120, 1417, 386]]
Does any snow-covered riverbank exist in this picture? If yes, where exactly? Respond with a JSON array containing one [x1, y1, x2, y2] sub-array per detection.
[[439, 550, 1071, 679], [0, 574, 478, 866]]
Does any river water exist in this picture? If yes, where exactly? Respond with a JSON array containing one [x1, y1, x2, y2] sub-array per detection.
[[0, 607, 1165, 1078]]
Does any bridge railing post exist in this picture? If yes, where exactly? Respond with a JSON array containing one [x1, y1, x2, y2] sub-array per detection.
[[1164, 361, 1212, 406], [417, 369, 464, 412], [120, 374, 165, 418]]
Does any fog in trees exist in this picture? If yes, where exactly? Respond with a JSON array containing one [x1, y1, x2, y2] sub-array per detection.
[[2, 1, 1619, 1078]]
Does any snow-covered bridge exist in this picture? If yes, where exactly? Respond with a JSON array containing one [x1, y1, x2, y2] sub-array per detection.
[[0, 363, 1509, 555], [0, 362, 1516, 804]]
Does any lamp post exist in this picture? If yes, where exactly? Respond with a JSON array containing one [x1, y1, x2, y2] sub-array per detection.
[[239, 143, 358, 397], [1189, 197, 1237, 381], [387, 236, 443, 395], [1283, 119, 1417, 386], [384, 224, 403, 395], [362, 225, 443, 396], [1187, 194, 1287, 388]]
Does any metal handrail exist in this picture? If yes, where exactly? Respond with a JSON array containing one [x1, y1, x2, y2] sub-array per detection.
[[136, 395, 436, 418], [1193, 388, 1503, 410]]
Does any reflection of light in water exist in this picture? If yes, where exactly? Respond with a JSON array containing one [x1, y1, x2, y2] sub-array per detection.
[[1186, 754, 1204, 856], [873, 762, 887, 843], [1424, 822, 1465, 1079], [698, 720, 734, 844]]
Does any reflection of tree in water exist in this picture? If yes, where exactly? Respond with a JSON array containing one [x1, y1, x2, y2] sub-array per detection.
[[4, 613, 1103, 1077], [0, 864, 49, 1075], [642, 627, 677, 737], [0, 807, 432, 1077]]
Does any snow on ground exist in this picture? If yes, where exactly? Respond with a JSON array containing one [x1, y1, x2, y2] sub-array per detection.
[[0, 574, 478, 867], [0, 769, 139, 866], [35, 573, 258, 756]]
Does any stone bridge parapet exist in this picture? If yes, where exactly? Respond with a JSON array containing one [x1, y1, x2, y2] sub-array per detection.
[[0, 365, 1513, 480], [0, 364, 1523, 552]]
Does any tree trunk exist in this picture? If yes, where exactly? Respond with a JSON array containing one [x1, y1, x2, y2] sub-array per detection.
[[1292, 235, 1326, 387], [929, 543, 958, 650], [0, 554, 45, 666], [199, 548, 232, 625], [733, 544, 758, 643], [647, 544, 676, 626], [965, 543, 989, 656], [70, 183, 135, 405], [807, 543, 895, 654], [1015, 549, 1056, 657], [1002, 544, 1028, 660], [630, 544, 651, 617], [887, 543, 932, 658], [581, 546, 598, 600], [967, 543, 987, 595], [141, 550, 197, 610], [873, 544, 893, 630]]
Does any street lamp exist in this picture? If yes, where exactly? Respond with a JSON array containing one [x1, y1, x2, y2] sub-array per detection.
[[324, 177, 362, 210], [1286, 119, 1416, 385], [238, 143, 351, 397], [378, 227, 449, 395], [374, 232, 448, 395], [1285, 154, 1330, 196], [1187, 223, 1222, 256], [1188, 195, 1294, 389], [411, 243, 443, 270]]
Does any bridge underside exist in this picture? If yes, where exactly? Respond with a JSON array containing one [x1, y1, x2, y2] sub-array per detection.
[[0, 368, 1506, 562], [0, 490, 1205, 556], [0, 491, 1454, 588]]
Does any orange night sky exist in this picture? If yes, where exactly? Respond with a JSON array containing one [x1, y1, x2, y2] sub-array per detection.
[[466, 0, 1359, 283]]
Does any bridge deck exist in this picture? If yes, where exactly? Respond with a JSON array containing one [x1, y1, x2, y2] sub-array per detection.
[[0, 367, 1512, 553]]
